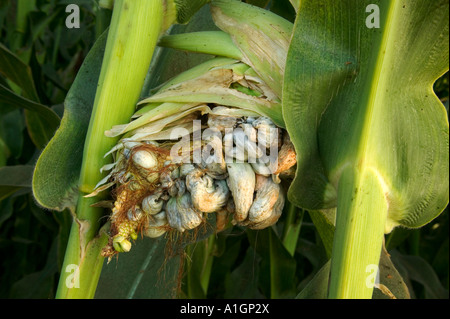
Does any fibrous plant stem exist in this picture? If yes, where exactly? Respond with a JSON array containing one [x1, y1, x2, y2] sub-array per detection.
[[55, 0, 165, 298], [328, 167, 387, 299]]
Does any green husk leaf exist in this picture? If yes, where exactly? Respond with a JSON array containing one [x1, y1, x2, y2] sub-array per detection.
[[105, 102, 200, 137], [148, 56, 240, 95], [158, 31, 243, 60], [211, 0, 293, 99], [140, 67, 284, 127], [142, 4, 224, 97]]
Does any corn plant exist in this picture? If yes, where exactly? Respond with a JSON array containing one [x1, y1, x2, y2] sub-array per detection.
[[0, 0, 448, 299]]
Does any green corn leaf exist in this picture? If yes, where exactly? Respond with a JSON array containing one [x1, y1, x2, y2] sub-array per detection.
[[296, 260, 330, 299], [0, 43, 39, 101], [391, 251, 449, 299], [0, 137, 7, 167], [308, 209, 335, 258], [280, 203, 304, 256], [283, 0, 448, 298], [0, 42, 60, 149], [0, 165, 34, 201], [223, 246, 264, 298], [0, 84, 55, 119], [285, 0, 449, 228], [23, 110, 60, 150], [246, 228, 297, 298], [185, 235, 216, 298], [9, 237, 59, 299], [0, 110, 24, 159], [209, 231, 255, 298], [0, 197, 14, 231], [0, 85, 60, 147]]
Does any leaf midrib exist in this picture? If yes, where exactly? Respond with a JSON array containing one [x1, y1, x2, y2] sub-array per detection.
[[352, 1, 397, 196]]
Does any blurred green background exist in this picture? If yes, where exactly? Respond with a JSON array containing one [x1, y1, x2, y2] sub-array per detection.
[[0, 0, 448, 299]]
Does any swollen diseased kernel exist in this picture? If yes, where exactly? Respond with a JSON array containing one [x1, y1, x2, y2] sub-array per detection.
[[94, 111, 296, 259]]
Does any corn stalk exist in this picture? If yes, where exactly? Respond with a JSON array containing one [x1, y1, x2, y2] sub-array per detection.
[[53, 0, 165, 299]]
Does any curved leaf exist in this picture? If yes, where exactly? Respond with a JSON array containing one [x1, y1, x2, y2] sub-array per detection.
[[0, 44, 60, 149], [0, 42, 39, 100], [246, 228, 297, 298], [296, 260, 330, 299], [0, 84, 59, 128], [0, 165, 34, 201], [285, 0, 449, 228]]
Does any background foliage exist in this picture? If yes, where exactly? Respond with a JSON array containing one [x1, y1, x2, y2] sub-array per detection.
[[0, 0, 448, 299]]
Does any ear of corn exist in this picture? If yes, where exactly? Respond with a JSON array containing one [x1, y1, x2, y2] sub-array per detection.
[[89, 0, 297, 259]]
